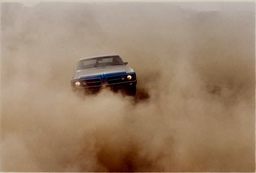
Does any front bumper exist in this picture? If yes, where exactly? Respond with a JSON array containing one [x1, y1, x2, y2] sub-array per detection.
[[71, 79, 137, 90]]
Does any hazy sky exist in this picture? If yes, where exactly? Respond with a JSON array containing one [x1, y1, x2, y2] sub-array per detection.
[[3, 0, 254, 12], [178, 2, 254, 11]]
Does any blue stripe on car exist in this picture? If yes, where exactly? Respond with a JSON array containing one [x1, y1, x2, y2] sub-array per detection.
[[80, 72, 128, 80]]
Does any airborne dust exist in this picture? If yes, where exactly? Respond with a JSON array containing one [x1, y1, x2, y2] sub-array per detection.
[[0, 2, 255, 172]]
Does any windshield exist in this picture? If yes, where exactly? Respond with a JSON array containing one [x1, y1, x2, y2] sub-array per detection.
[[77, 56, 124, 70]]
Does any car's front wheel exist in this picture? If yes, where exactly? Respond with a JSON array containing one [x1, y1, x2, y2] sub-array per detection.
[[126, 86, 136, 96]]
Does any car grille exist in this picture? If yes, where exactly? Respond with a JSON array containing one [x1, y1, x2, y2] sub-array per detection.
[[107, 75, 127, 85], [81, 78, 101, 87], [79, 74, 136, 87]]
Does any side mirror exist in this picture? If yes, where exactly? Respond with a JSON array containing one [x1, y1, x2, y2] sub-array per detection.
[[124, 61, 128, 65]]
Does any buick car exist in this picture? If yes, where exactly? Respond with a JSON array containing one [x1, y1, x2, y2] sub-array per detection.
[[71, 55, 137, 95]]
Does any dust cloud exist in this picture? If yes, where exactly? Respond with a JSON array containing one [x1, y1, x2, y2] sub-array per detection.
[[0, 2, 255, 172]]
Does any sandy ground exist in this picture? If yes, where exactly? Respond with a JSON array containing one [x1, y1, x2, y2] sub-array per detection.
[[0, 2, 255, 171]]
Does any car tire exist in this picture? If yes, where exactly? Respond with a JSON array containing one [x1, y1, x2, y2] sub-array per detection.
[[126, 86, 136, 96]]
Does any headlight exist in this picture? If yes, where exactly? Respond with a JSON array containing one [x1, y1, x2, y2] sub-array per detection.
[[127, 75, 132, 80], [75, 81, 81, 86]]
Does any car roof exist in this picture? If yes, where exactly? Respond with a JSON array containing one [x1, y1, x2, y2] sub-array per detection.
[[79, 54, 120, 61]]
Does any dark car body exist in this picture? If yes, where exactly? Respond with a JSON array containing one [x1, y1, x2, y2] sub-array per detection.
[[71, 55, 137, 94]]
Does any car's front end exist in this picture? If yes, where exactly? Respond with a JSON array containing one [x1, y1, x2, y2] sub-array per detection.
[[71, 55, 137, 95]]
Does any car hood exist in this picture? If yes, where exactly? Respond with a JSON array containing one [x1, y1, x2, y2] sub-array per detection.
[[73, 65, 135, 79]]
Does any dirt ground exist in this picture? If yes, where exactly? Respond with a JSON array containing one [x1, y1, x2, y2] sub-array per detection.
[[1, 2, 255, 171]]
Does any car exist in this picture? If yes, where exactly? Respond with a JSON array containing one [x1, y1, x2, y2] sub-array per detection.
[[71, 54, 137, 95]]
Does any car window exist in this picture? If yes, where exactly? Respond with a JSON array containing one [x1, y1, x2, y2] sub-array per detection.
[[111, 57, 123, 65], [77, 56, 123, 70], [77, 59, 96, 69]]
